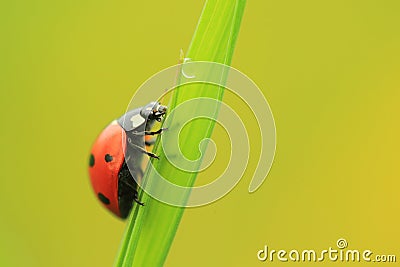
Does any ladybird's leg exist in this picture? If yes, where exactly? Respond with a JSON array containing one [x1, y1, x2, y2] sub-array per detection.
[[127, 137, 160, 159], [133, 191, 144, 206], [141, 149, 160, 159], [135, 199, 145, 206], [132, 144, 159, 159], [130, 128, 167, 136], [144, 128, 167, 135]]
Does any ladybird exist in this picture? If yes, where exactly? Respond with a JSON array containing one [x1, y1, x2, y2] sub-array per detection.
[[88, 101, 167, 218]]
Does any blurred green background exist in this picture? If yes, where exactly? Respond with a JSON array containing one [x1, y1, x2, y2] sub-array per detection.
[[1, 0, 399, 266]]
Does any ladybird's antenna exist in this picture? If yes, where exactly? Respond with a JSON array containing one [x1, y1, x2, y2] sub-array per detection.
[[159, 88, 167, 105], [179, 48, 185, 64], [158, 49, 186, 106], [175, 48, 185, 85]]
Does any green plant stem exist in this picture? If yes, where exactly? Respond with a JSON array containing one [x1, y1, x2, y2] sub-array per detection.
[[115, 1, 246, 266]]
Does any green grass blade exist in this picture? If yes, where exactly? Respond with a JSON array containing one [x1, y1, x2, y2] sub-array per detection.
[[114, 1, 246, 266]]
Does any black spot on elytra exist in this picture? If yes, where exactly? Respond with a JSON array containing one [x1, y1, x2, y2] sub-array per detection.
[[105, 154, 113, 162], [89, 154, 95, 167], [98, 193, 110, 205]]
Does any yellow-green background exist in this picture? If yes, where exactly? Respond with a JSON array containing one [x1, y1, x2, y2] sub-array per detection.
[[1, 0, 399, 266]]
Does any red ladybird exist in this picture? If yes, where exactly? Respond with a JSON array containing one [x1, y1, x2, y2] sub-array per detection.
[[88, 102, 167, 218]]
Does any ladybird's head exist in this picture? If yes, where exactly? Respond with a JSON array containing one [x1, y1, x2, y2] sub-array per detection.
[[141, 101, 167, 122]]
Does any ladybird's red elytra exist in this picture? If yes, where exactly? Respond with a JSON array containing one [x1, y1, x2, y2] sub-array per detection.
[[88, 102, 167, 219]]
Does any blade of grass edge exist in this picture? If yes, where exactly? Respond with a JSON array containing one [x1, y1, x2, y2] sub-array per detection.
[[115, 0, 246, 266]]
